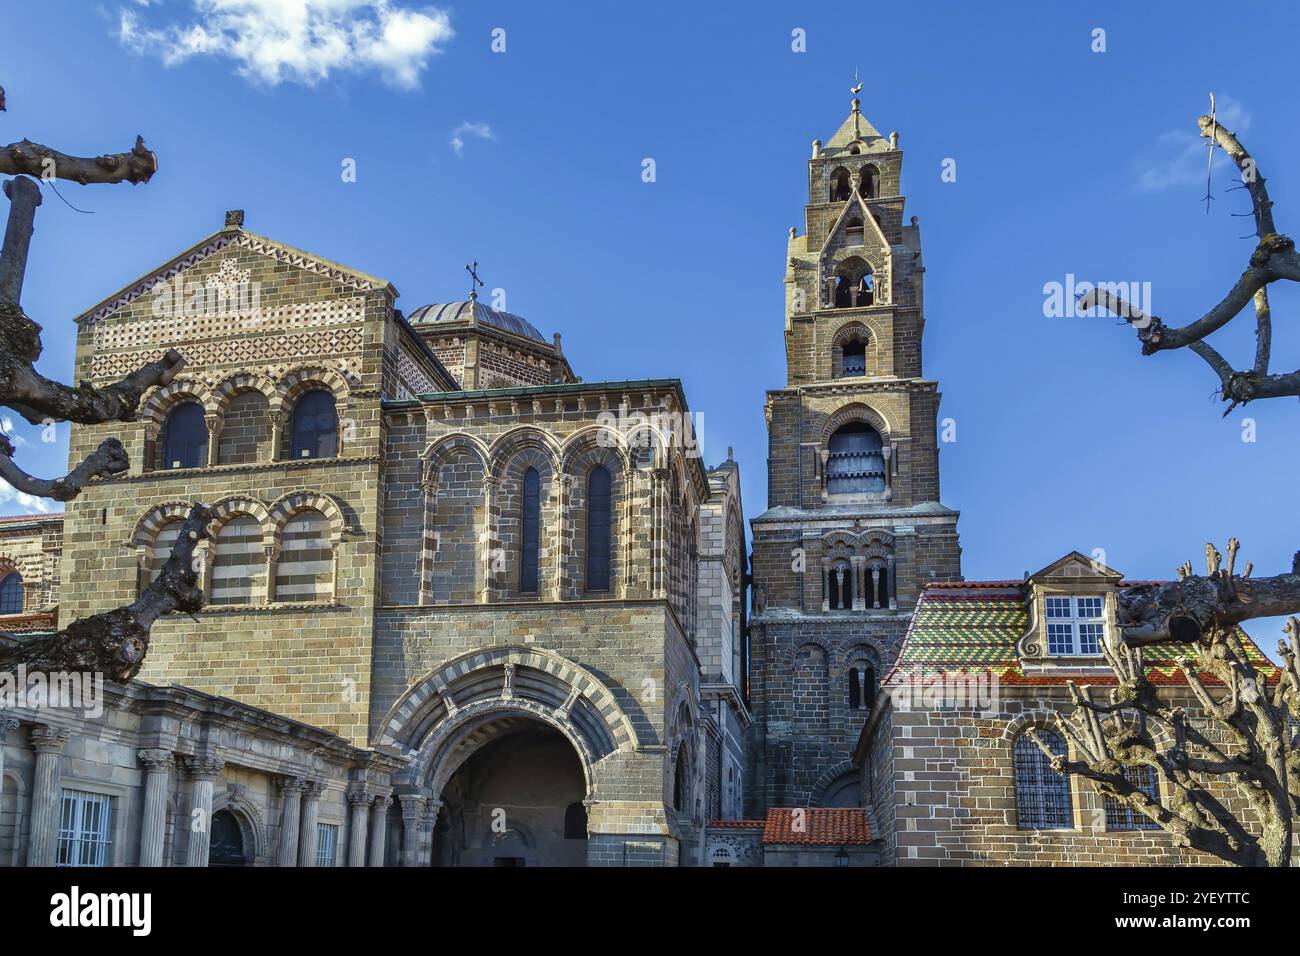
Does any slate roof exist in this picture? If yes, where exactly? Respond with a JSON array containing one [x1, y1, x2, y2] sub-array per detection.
[[407, 299, 547, 344], [884, 580, 1279, 687]]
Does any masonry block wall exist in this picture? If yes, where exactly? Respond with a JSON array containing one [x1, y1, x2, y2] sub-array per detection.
[[0, 517, 62, 616], [60, 221, 402, 745], [878, 692, 1252, 866]]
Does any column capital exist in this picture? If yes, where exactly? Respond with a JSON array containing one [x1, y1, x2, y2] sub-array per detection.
[[346, 787, 373, 807], [277, 774, 308, 794], [137, 749, 175, 772], [0, 714, 22, 735], [29, 725, 70, 755], [185, 754, 226, 779], [302, 778, 326, 800], [398, 794, 427, 820], [371, 793, 393, 811]]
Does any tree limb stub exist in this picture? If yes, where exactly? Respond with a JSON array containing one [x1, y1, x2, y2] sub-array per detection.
[[0, 136, 157, 186], [0, 434, 129, 501], [0, 504, 213, 683]]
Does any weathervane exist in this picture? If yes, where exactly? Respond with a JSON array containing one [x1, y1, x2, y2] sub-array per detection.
[[851, 68, 863, 97], [465, 260, 484, 301]]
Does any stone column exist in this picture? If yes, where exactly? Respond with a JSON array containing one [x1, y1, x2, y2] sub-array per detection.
[[346, 789, 370, 867], [205, 413, 221, 467], [297, 780, 323, 867], [870, 566, 882, 610], [419, 800, 442, 867], [26, 725, 70, 867], [887, 555, 898, 609], [276, 775, 306, 867], [0, 716, 20, 793], [851, 557, 866, 611], [367, 794, 392, 867], [137, 749, 175, 867], [398, 794, 426, 867], [184, 755, 225, 867], [480, 476, 498, 604]]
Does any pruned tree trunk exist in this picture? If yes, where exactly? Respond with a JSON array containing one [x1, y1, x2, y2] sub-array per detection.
[[0, 85, 209, 680], [1036, 540, 1300, 866]]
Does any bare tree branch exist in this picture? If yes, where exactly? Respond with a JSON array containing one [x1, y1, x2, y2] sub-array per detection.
[[0, 136, 157, 186], [0, 505, 213, 682], [0, 434, 129, 501], [1079, 112, 1300, 410]]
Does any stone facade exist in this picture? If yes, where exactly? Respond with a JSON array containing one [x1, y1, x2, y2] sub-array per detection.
[[0, 208, 747, 867]]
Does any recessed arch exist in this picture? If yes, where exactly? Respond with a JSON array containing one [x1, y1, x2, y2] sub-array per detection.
[[267, 491, 346, 543]]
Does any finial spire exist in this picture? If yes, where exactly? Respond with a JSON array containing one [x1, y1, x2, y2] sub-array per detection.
[[465, 260, 484, 301], [850, 69, 863, 136]]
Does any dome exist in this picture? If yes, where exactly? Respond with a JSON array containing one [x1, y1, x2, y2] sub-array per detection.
[[407, 299, 547, 344]]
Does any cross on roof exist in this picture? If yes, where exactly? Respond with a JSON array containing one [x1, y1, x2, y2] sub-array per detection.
[[465, 260, 484, 301]]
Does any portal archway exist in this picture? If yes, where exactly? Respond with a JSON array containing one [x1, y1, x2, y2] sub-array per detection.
[[432, 718, 589, 867]]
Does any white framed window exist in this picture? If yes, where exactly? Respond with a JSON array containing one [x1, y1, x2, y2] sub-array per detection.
[[57, 789, 113, 867], [316, 823, 339, 867], [1044, 595, 1105, 655]]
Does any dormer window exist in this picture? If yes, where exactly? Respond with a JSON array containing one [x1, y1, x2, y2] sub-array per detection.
[[1045, 595, 1104, 655]]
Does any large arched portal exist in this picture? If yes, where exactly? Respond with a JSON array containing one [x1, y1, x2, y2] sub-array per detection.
[[433, 719, 588, 867]]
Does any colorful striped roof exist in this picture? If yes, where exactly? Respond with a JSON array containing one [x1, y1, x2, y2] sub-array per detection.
[[885, 581, 1278, 687]]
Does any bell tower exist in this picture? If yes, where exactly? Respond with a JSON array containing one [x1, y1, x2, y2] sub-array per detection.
[[746, 95, 963, 813]]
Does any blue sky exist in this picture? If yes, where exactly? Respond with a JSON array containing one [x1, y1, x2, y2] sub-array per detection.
[[2, 1, 1298, 649]]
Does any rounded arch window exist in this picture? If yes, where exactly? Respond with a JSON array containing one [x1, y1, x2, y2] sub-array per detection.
[[1013, 730, 1073, 829], [161, 401, 208, 469], [833, 258, 874, 309], [826, 422, 885, 494], [585, 465, 612, 592], [520, 466, 541, 593], [859, 164, 879, 198], [672, 743, 690, 811], [845, 218, 864, 245], [0, 572, 24, 614], [841, 338, 866, 377], [290, 388, 339, 459], [829, 167, 851, 202]]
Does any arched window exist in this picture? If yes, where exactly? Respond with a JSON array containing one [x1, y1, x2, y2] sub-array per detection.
[[274, 509, 333, 603], [848, 667, 861, 710], [711, 846, 734, 868], [847, 665, 876, 709], [1013, 731, 1073, 830], [859, 164, 879, 198], [672, 744, 690, 811], [585, 465, 612, 592], [841, 339, 866, 377], [829, 167, 851, 202], [520, 467, 541, 593], [563, 801, 587, 839], [161, 401, 207, 469], [845, 218, 864, 245], [833, 259, 874, 309], [826, 422, 885, 494], [290, 389, 339, 460], [211, 515, 265, 606], [0, 573, 23, 614]]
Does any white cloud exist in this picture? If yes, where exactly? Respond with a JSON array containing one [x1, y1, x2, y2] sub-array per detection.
[[1136, 96, 1252, 192], [1, 418, 29, 448], [0, 479, 52, 515], [450, 121, 493, 156], [117, 0, 454, 89]]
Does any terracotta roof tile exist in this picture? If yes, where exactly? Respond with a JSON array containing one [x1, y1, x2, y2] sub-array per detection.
[[761, 808, 873, 846]]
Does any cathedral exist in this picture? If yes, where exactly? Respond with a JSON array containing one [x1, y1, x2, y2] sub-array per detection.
[[0, 97, 1275, 867]]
